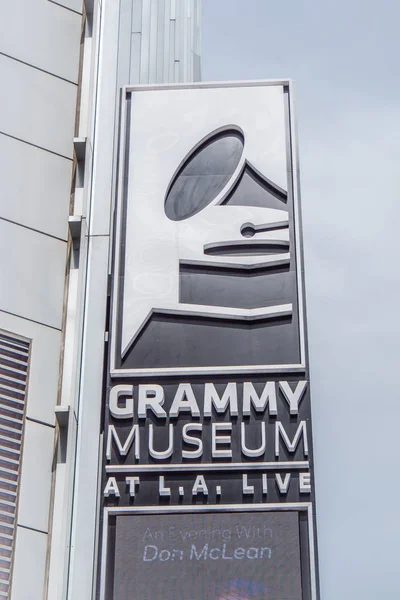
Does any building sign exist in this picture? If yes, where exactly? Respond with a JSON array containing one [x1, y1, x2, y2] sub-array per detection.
[[113, 512, 302, 600], [100, 82, 318, 600]]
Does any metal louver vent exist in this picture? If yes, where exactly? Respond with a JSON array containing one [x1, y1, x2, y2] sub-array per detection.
[[0, 332, 30, 599]]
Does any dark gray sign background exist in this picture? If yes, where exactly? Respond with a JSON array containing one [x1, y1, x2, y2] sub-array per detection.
[[113, 511, 302, 600], [115, 89, 300, 372], [104, 377, 313, 506]]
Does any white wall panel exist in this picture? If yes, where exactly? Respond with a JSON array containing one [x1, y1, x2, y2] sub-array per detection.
[[44, 227, 89, 600], [88, 0, 119, 235], [10, 527, 47, 600], [0, 135, 72, 240], [0, 312, 61, 426], [0, 0, 81, 84], [17, 420, 55, 534], [67, 235, 109, 600], [0, 220, 67, 330], [0, 55, 77, 158]]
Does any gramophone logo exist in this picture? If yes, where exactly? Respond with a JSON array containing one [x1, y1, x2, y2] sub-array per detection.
[[117, 124, 296, 363]]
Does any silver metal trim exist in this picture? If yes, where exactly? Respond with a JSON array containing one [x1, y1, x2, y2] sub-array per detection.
[[106, 460, 309, 473], [124, 79, 292, 91], [111, 363, 306, 378], [307, 503, 317, 600], [287, 81, 306, 368]]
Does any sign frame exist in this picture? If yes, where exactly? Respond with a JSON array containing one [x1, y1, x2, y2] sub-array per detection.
[[109, 80, 307, 379], [99, 503, 317, 600]]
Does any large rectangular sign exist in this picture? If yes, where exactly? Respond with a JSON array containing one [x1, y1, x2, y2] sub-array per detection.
[[100, 81, 318, 599], [110, 82, 305, 377]]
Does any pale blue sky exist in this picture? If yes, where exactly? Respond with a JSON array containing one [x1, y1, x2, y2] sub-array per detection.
[[202, 2, 400, 598]]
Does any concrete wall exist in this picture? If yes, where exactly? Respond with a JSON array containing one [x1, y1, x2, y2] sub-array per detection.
[[0, 1, 83, 599]]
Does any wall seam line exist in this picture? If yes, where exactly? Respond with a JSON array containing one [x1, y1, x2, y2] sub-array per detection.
[[0, 310, 62, 333], [0, 132, 73, 161], [0, 217, 68, 244], [25, 416, 56, 430], [0, 52, 78, 86], [16, 523, 48, 536], [47, 0, 83, 17]]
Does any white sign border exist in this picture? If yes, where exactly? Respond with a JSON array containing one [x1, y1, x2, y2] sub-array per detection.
[[110, 80, 306, 378]]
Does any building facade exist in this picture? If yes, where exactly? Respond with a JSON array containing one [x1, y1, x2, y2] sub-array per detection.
[[0, 1, 82, 598], [0, 2, 320, 599], [0, 1, 201, 598]]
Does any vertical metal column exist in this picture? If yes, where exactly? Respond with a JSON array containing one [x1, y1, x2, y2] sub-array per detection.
[[48, 2, 202, 599]]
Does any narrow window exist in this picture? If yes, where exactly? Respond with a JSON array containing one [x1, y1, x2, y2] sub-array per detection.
[[0, 332, 30, 598]]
